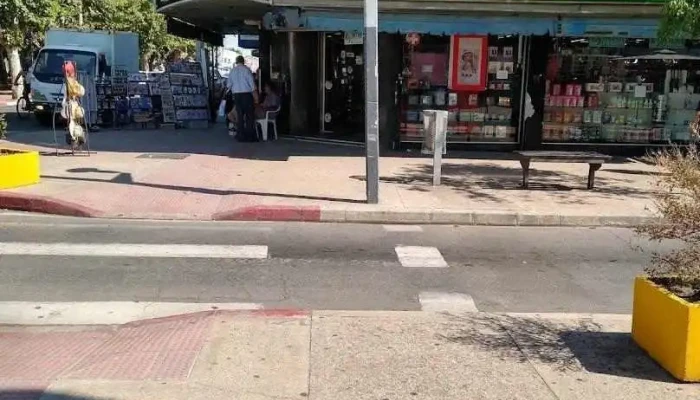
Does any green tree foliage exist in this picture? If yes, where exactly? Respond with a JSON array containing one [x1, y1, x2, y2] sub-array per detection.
[[1, 0, 193, 69], [0, 0, 68, 48], [76, 0, 194, 67], [660, 0, 700, 39]]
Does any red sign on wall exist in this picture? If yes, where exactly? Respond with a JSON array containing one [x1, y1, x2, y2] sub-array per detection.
[[448, 35, 488, 92]]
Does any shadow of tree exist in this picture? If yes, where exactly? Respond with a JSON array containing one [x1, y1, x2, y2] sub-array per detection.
[[351, 162, 657, 206], [437, 314, 679, 383]]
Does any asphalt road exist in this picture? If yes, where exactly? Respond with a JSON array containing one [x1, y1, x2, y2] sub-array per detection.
[[0, 212, 675, 313]]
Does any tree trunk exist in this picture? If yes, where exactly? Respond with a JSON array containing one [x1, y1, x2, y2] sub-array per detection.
[[8, 47, 22, 99]]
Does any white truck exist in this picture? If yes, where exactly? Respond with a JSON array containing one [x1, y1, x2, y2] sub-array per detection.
[[28, 29, 140, 125]]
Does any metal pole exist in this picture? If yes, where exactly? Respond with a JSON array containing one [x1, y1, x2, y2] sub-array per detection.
[[364, 0, 380, 204]]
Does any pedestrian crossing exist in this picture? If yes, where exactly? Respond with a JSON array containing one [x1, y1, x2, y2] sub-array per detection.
[[0, 242, 269, 259], [0, 235, 473, 314], [0, 241, 450, 267]]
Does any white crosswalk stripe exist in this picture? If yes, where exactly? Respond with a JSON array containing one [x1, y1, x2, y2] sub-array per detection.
[[395, 246, 448, 268], [0, 242, 269, 259]]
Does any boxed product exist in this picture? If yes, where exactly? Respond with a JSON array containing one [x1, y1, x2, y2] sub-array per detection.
[[608, 82, 623, 93], [552, 84, 562, 96], [586, 83, 605, 92], [583, 110, 592, 123], [592, 110, 603, 124], [495, 126, 508, 138]]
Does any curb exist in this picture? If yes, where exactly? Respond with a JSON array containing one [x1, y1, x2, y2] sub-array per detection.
[[318, 208, 656, 227], [213, 205, 322, 222], [214, 205, 654, 227], [0, 192, 99, 218], [1, 197, 655, 227]]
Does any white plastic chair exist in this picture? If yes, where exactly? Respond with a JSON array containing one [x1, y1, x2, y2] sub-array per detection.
[[255, 105, 281, 141]]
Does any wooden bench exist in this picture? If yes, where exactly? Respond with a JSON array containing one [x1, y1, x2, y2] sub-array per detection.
[[514, 151, 613, 190]]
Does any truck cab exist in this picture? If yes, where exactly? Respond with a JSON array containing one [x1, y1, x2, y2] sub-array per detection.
[[27, 28, 139, 126], [28, 45, 100, 125]]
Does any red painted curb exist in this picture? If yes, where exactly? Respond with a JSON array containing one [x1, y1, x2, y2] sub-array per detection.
[[0, 191, 98, 217], [213, 205, 321, 222]]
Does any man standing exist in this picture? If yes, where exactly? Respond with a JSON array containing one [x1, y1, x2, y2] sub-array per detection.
[[227, 56, 257, 142]]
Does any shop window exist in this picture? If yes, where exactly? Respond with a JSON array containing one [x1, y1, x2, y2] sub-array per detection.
[[398, 34, 520, 144], [543, 37, 700, 145]]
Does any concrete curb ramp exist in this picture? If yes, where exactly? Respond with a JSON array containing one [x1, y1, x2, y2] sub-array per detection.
[[0, 193, 656, 227]]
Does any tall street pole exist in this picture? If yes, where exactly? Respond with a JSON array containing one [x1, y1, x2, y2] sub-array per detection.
[[364, 0, 380, 204]]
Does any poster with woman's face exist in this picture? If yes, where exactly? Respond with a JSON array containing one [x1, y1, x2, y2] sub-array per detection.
[[449, 35, 487, 92]]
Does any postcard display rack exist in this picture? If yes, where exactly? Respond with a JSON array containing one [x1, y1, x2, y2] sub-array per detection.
[[127, 72, 161, 123], [167, 61, 209, 128], [399, 35, 519, 144]]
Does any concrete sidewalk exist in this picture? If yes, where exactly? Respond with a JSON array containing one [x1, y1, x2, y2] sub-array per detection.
[[1, 127, 660, 225], [0, 310, 697, 400]]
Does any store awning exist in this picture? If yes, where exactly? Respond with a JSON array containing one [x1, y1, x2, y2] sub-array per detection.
[[302, 12, 555, 35], [156, 0, 271, 34], [556, 18, 660, 38], [167, 18, 224, 46]]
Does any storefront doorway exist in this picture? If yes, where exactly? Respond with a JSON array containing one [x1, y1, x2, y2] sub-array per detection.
[[320, 32, 365, 141]]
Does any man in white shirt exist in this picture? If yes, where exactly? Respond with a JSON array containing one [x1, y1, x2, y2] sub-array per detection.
[[227, 56, 257, 142]]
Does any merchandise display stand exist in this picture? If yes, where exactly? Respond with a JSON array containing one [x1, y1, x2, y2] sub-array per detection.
[[127, 72, 160, 129], [168, 61, 209, 129], [96, 77, 115, 127], [52, 75, 91, 157]]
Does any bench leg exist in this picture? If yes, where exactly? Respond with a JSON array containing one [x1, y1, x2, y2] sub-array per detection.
[[588, 164, 602, 189], [520, 159, 531, 189]]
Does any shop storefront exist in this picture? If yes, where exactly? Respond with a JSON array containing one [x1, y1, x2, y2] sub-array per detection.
[[398, 33, 522, 146], [518, 18, 700, 150], [156, 0, 690, 153], [265, 12, 553, 148], [535, 37, 699, 147]]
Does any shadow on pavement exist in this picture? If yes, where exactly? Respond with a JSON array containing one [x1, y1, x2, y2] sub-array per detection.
[[0, 391, 106, 400], [350, 161, 654, 205], [438, 314, 679, 384], [41, 173, 366, 204]]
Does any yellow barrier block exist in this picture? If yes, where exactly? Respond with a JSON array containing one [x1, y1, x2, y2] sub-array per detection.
[[0, 149, 40, 189], [632, 276, 700, 382]]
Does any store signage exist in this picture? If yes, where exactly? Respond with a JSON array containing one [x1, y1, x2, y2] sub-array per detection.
[[589, 37, 625, 48], [649, 38, 686, 49], [238, 35, 259, 49], [556, 21, 658, 38], [344, 32, 363, 45], [448, 35, 488, 92]]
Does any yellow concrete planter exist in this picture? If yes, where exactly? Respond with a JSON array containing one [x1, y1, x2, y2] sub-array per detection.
[[632, 276, 700, 382], [0, 149, 40, 189]]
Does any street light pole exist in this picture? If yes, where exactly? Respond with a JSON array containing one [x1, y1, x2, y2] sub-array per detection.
[[364, 0, 380, 204]]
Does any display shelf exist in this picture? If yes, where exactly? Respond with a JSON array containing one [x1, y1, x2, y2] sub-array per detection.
[[166, 61, 209, 124]]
